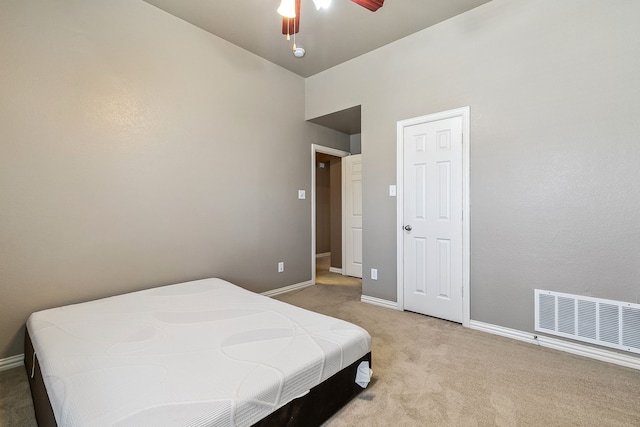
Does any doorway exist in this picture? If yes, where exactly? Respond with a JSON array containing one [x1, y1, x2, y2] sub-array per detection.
[[311, 144, 349, 285], [315, 152, 343, 277], [396, 107, 470, 326], [313, 149, 363, 286]]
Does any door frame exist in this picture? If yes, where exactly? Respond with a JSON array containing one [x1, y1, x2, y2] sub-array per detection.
[[311, 144, 351, 284], [396, 107, 471, 327]]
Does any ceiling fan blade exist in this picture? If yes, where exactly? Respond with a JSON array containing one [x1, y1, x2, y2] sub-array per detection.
[[351, 0, 384, 12], [282, 0, 301, 35]]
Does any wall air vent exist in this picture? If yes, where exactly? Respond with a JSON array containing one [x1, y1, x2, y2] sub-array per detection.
[[535, 289, 640, 355]]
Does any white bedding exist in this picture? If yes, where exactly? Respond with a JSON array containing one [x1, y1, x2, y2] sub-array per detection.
[[26, 278, 371, 427]]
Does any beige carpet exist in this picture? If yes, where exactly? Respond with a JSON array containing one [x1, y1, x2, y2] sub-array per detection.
[[1, 281, 639, 426], [0, 363, 37, 426], [315, 255, 362, 286], [275, 284, 640, 426]]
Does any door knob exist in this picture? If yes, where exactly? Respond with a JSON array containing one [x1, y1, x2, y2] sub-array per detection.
[[404, 225, 412, 231]]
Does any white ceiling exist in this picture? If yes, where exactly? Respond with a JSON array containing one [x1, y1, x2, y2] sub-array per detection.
[[143, 0, 492, 78]]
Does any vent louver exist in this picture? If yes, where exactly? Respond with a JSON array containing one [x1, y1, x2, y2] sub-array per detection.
[[535, 289, 640, 355]]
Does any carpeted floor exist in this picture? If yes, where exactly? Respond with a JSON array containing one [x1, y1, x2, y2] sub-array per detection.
[[1, 274, 639, 426], [275, 284, 640, 426], [315, 255, 362, 286], [0, 363, 37, 426]]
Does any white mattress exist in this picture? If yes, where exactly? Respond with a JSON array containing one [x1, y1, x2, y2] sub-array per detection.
[[26, 278, 371, 427]]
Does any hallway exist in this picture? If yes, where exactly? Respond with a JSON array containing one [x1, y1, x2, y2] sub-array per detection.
[[315, 254, 362, 286]]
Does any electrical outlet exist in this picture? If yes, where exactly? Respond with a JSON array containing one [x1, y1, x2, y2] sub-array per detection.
[[278, 262, 284, 273], [298, 190, 306, 200], [371, 268, 378, 280]]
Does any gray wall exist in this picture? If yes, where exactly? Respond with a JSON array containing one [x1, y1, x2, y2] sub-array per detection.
[[350, 134, 362, 155], [306, 0, 640, 335], [0, 0, 349, 358], [315, 157, 331, 254]]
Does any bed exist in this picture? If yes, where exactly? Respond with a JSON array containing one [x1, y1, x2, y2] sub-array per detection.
[[24, 278, 372, 426]]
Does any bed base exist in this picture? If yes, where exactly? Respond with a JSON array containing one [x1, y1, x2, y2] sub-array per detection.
[[24, 331, 56, 427], [25, 329, 371, 426], [253, 352, 371, 426]]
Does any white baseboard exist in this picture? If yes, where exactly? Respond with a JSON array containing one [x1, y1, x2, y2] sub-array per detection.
[[261, 280, 314, 297], [329, 267, 342, 274], [0, 354, 24, 372], [360, 295, 400, 310], [316, 252, 330, 258], [469, 320, 640, 371]]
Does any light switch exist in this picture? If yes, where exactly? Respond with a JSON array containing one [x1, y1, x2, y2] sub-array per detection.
[[298, 190, 306, 200], [389, 185, 397, 197], [371, 268, 378, 280]]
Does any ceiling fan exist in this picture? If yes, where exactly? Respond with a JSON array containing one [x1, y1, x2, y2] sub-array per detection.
[[278, 0, 384, 57]]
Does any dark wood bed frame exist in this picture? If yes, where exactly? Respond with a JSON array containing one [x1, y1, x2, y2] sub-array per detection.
[[25, 330, 371, 427]]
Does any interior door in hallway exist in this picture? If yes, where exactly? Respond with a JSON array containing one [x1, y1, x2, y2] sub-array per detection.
[[403, 117, 463, 323], [344, 154, 362, 278]]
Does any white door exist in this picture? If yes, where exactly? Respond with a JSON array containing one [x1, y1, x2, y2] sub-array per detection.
[[344, 154, 363, 278], [403, 117, 463, 322]]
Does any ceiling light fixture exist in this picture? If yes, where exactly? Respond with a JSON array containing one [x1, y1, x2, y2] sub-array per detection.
[[280, 0, 303, 55], [277, 0, 384, 56], [277, 0, 297, 18], [280, 0, 300, 41]]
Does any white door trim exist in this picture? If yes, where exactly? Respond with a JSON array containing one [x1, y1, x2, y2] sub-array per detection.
[[311, 144, 350, 284], [396, 107, 470, 327]]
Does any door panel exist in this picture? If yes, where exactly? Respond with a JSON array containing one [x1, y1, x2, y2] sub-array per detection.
[[344, 155, 363, 278], [403, 117, 463, 322]]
